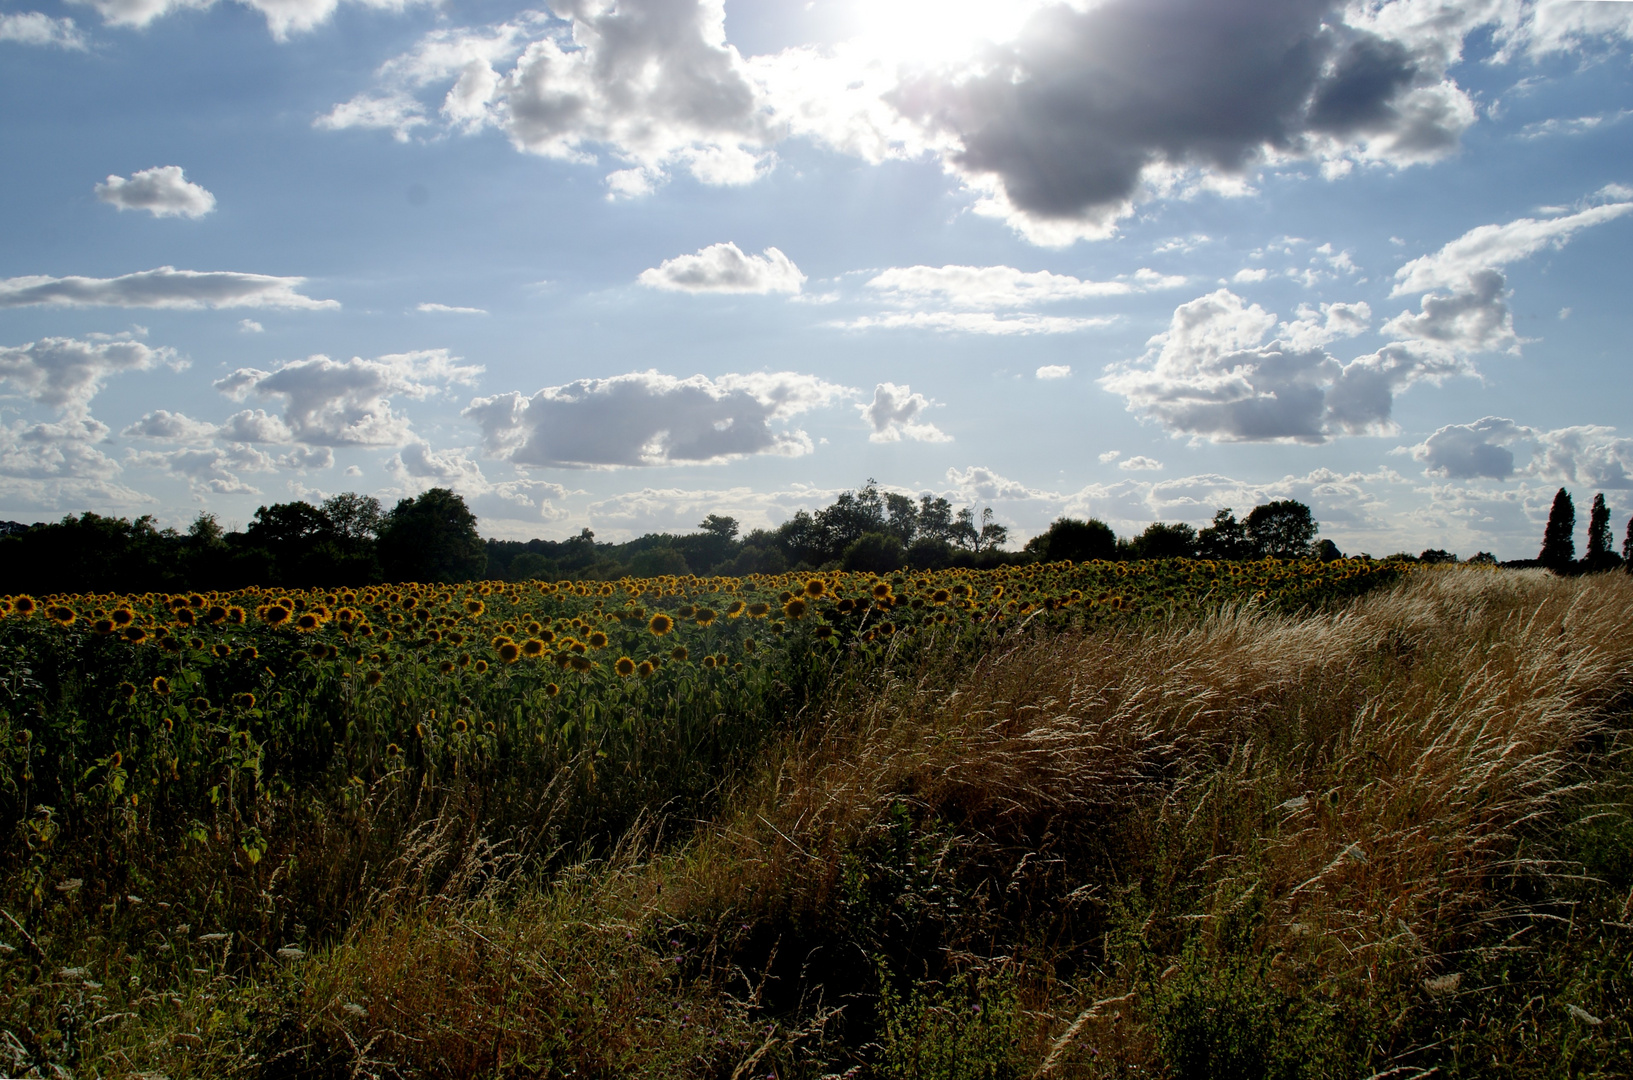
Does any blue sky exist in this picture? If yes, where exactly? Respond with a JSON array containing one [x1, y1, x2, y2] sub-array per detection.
[[2, 0, 1632, 558]]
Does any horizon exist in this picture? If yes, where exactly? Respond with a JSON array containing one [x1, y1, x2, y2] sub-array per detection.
[[3, 0, 1632, 563]]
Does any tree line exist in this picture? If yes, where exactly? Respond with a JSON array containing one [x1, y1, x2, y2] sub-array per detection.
[[6, 478, 1623, 594]]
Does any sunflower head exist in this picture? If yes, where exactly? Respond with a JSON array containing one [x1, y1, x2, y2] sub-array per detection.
[[670, 645, 689, 662], [14, 596, 37, 616], [232, 692, 256, 709], [475, 659, 489, 673], [111, 607, 134, 626], [636, 660, 655, 678], [694, 608, 716, 627], [614, 656, 636, 676], [702, 655, 717, 669], [261, 604, 291, 627], [151, 676, 171, 696], [365, 670, 384, 686], [440, 659, 456, 674], [545, 682, 560, 697], [92, 618, 116, 636], [782, 597, 808, 620], [124, 626, 148, 644], [747, 602, 771, 619], [804, 579, 826, 599], [454, 718, 468, 734], [872, 581, 893, 600], [587, 631, 609, 650], [648, 613, 674, 636], [726, 599, 745, 618], [465, 599, 486, 617], [212, 643, 231, 659], [498, 641, 521, 664]]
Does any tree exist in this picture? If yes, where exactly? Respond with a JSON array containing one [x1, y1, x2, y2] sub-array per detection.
[[323, 493, 384, 547], [1585, 494, 1618, 571], [1132, 522, 1198, 559], [1316, 539, 1344, 562], [884, 492, 919, 544], [1244, 500, 1318, 560], [1197, 509, 1250, 560], [1027, 517, 1117, 563], [377, 488, 486, 583], [697, 514, 739, 542], [1538, 487, 1575, 570], [842, 532, 906, 573], [1625, 515, 1633, 575]]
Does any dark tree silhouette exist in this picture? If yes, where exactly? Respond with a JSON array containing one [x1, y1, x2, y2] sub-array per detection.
[[1197, 508, 1250, 559], [1538, 487, 1576, 570], [1132, 522, 1199, 559], [1245, 500, 1319, 560], [1623, 515, 1633, 575], [1585, 493, 1617, 571], [377, 488, 486, 583], [1025, 517, 1117, 563]]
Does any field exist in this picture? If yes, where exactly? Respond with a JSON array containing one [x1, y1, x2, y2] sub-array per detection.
[[2, 559, 1631, 1078]]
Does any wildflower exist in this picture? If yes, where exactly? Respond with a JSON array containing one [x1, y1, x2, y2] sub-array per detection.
[[124, 626, 148, 644], [475, 660, 489, 673], [615, 656, 636, 676], [747, 602, 771, 618], [92, 618, 116, 636], [587, 631, 609, 650], [804, 579, 826, 598], [465, 599, 485, 616], [497, 642, 521, 664], [726, 600, 745, 618], [48, 605, 77, 626], [522, 638, 546, 658], [872, 581, 892, 600], [116, 681, 137, 701], [694, 608, 716, 627], [454, 718, 468, 734], [636, 660, 655, 678], [240, 646, 259, 661], [648, 613, 674, 636], [13, 596, 37, 616], [261, 604, 291, 627], [386, 743, 402, 758], [151, 676, 171, 696], [545, 682, 560, 697]]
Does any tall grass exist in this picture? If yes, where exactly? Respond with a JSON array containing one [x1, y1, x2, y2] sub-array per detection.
[[5, 568, 1632, 1078]]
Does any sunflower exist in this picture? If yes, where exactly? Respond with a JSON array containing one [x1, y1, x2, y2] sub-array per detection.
[[454, 718, 468, 734], [116, 681, 137, 701], [92, 618, 116, 636], [47, 605, 77, 626], [742, 638, 756, 654], [124, 626, 148, 644], [587, 631, 609, 650], [702, 655, 717, 669], [569, 655, 594, 673], [465, 599, 486, 617], [440, 660, 456, 674], [490, 634, 513, 650], [782, 598, 808, 619], [111, 607, 134, 626], [12, 596, 36, 616], [614, 656, 636, 676], [747, 602, 771, 619], [386, 742, 402, 758], [211, 643, 231, 659], [636, 660, 655, 678], [232, 692, 256, 709], [648, 613, 674, 636], [725, 599, 745, 618], [151, 676, 171, 696], [670, 646, 689, 662], [803, 579, 826, 598], [930, 589, 951, 605], [497, 642, 522, 664], [365, 670, 385, 686], [260, 604, 291, 627], [872, 581, 893, 600]]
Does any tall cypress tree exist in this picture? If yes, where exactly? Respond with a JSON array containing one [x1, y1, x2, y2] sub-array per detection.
[[1624, 515, 1633, 575], [1585, 493, 1614, 570], [1539, 487, 1575, 570]]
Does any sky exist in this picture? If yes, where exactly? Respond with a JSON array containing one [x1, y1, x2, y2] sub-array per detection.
[[2, 0, 1632, 559]]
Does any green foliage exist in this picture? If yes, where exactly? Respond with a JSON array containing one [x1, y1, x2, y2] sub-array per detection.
[[1540, 487, 1576, 569], [878, 968, 1026, 1080]]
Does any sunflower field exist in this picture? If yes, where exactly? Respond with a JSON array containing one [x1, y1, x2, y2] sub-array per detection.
[[0, 557, 1404, 845]]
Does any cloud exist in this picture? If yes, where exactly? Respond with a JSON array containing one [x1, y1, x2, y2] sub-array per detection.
[[465, 369, 851, 468], [858, 383, 950, 443], [1036, 365, 1071, 380], [1119, 456, 1163, 471], [867, 0, 1480, 244], [835, 311, 1114, 335], [865, 264, 1184, 308], [1390, 201, 1633, 297], [238, 319, 264, 333], [386, 440, 572, 523], [126, 444, 272, 496], [73, 0, 431, 40], [0, 416, 155, 513], [1409, 416, 1633, 489], [95, 166, 216, 219], [416, 302, 488, 314], [0, 334, 178, 417], [1098, 450, 1120, 463], [1517, 109, 1632, 140], [0, 267, 338, 310], [0, 11, 86, 48], [1101, 288, 1460, 444], [638, 242, 805, 294], [218, 408, 295, 443], [1233, 268, 1269, 283], [215, 349, 481, 446], [320, 0, 772, 194], [122, 409, 217, 442]]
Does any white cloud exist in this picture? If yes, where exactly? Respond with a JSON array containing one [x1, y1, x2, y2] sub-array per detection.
[[121, 409, 217, 442], [1098, 450, 1120, 463], [0, 267, 338, 310], [1101, 288, 1464, 444], [0, 11, 86, 48], [126, 444, 272, 496], [72, 0, 432, 41], [0, 334, 178, 417], [1391, 201, 1633, 297], [1233, 268, 1269, 283], [416, 302, 488, 314], [835, 311, 1115, 335], [386, 440, 572, 523], [218, 408, 295, 444], [1409, 416, 1633, 489], [1119, 456, 1163, 471], [858, 383, 950, 443], [865, 264, 1184, 308], [321, 0, 773, 194], [1517, 109, 1632, 140], [238, 319, 264, 333], [215, 349, 480, 446], [466, 369, 851, 469], [638, 242, 805, 294], [95, 166, 216, 219], [1036, 365, 1072, 380], [0, 416, 153, 513], [945, 465, 1055, 504]]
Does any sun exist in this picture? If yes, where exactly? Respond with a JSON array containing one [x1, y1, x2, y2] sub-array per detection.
[[850, 0, 1047, 66]]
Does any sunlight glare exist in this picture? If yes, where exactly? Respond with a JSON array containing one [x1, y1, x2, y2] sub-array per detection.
[[852, 0, 1048, 66]]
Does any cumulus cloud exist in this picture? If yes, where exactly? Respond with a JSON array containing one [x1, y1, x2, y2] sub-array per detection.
[[0, 334, 179, 417], [0, 11, 86, 48], [215, 349, 481, 446], [1037, 365, 1071, 380], [638, 242, 805, 294], [858, 383, 950, 443], [1119, 456, 1163, 471], [218, 408, 295, 444], [126, 444, 273, 496], [1410, 416, 1633, 488], [465, 369, 851, 468], [865, 265, 1184, 308], [122, 409, 217, 442], [0, 415, 151, 514], [95, 166, 216, 219], [0, 267, 337, 310], [238, 319, 264, 333], [320, 0, 772, 194], [386, 440, 572, 523], [72, 0, 432, 41]]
